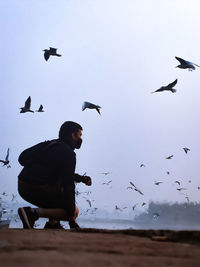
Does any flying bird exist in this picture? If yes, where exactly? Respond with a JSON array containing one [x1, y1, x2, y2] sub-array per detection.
[[127, 186, 133, 190], [43, 47, 61, 61], [20, 96, 34, 113], [140, 164, 145, 168], [166, 155, 174, 159], [177, 188, 187, 192], [132, 204, 138, 211], [130, 181, 144, 195], [35, 105, 44, 112], [175, 181, 181, 186], [102, 180, 112, 185], [86, 199, 92, 207], [166, 171, 170, 175], [183, 147, 190, 154], [82, 101, 101, 115], [154, 181, 163, 186], [100, 172, 111, 175], [0, 148, 10, 168], [115, 205, 122, 211], [175, 56, 199, 71], [151, 79, 177, 93], [141, 202, 146, 207]]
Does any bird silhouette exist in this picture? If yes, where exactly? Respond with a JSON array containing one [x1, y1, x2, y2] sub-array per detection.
[[141, 202, 146, 207], [102, 180, 112, 185], [183, 147, 190, 154], [166, 155, 174, 159], [175, 181, 181, 186], [175, 56, 199, 71], [153, 213, 160, 217], [20, 96, 34, 113], [177, 188, 187, 191], [35, 105, 44, 112], [82, 101, 101, 115], [43, 47, 61, 61], [100, 172, 111, 175], [0, 148, 10, 168], [152, 79, 177, 93], [86, 199, 92, 207], [115, 205, 122, 211], [132, 204, 138, 211], [166, 171, 170, 175], [140, 164, 145, 168], [154, 181, 163, 186], [129, 181, 144, 195]]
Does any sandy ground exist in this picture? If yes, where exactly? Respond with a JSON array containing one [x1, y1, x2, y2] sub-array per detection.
[[0, 229, 200, 267]]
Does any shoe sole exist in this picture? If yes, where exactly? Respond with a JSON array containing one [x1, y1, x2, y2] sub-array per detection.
[[18, 208, 32, 229]]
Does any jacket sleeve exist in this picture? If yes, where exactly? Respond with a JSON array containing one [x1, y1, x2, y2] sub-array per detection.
[[74, 173, 84, 183], [62, 151, 76, 218]]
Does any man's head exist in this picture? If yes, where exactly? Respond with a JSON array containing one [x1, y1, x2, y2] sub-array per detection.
[[59, 121, 83, 149]]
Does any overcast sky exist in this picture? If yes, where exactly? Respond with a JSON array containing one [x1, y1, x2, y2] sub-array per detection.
[[1, 0, 200, 212]]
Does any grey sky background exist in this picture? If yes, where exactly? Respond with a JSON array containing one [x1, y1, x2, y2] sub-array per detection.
[[1, 0, 200, 212]]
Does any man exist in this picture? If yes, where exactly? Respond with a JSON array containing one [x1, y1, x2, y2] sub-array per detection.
[[18, 121, 91, 229]]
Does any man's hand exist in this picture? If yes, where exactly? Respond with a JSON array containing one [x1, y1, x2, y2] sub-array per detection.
[[82, 176, 92, 186]]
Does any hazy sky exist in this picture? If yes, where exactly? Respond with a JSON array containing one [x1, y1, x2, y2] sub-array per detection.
[[1, 0, 200, 212]]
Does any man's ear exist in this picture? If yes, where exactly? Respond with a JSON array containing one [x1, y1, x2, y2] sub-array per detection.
[[72, 132, 76, 139]]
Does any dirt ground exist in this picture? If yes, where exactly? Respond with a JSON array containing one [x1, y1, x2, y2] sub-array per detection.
[[0, 229, 200, 267]]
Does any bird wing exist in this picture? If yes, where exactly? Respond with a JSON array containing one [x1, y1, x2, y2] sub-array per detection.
[[5, 148, 9, 161], [130, 181, 136, 188], [96, 108, 101, 115], [82, 102, 88, 111], [167, 79, 177, 88], [44, 51, 50, 61], [25, 97, 31, 109], [39, 105, 43, 111], [49, 47, 57, 53], [175, 57, 187, 65]]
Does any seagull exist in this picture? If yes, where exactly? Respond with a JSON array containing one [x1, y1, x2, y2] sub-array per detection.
[[86, 199, 92, 207], [166, 155, 174, 159], [185, 196, 190, 202], [183, 147, 190, 154], [35, 105, 44, 112], [175, 56, 199, 71], [177, 188, 187, 192], [142, 202, 146, 207], [132, 204, 138, 211], [102, 180, 112, 185], [151, 79, 177, 93], [100, 172, 111, 175], [140, 164, 145, 168], [154, 181, 163, 186], [130, 181, 144, 195], [115, 205, 122, 211], [166, 171, 170, 175], [43, 47, 62, 61], [0, 148, 10, 168], [127, 186, 133, 190], [82, 101, 101, 115], [175, 181, 181, 186], [20, 96, 34, 113]]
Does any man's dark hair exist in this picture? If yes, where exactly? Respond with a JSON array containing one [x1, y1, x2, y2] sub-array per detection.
[[59, 121, 83, 141]]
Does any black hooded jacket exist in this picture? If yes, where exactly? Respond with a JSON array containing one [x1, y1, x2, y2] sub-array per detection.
[[18, 139, 82, 217]]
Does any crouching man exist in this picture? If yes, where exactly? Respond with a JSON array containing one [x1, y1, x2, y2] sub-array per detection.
[[18, 121, 91, 229]]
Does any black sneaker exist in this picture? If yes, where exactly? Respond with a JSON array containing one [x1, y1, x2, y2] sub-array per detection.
[[44, 221, 65, 230], [18, 207, 38, 229], [69, 220, 80, 229]]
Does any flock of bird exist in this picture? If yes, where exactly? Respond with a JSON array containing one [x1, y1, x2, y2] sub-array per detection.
[[1, 46, 200, 221]]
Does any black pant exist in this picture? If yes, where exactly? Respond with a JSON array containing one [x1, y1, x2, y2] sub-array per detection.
[[18, 179, 66, 208]]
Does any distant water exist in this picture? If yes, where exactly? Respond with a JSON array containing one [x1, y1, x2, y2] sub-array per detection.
[[8, 217, 200, 230]]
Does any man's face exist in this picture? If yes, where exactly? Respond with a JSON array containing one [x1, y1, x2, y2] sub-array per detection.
[[72, 129, 83, 149]]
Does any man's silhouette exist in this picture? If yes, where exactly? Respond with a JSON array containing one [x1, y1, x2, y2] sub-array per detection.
[[18, 121, 91, 229]]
